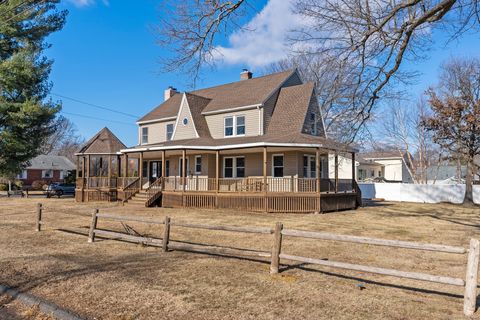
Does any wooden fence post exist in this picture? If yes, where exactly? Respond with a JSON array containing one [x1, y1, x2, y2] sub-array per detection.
[[270, 222, 283, 274], [162, 216, 171, 252], [35, 203, 42, 232], [88, 209, 99, 243], [464, 238, 480, 316]]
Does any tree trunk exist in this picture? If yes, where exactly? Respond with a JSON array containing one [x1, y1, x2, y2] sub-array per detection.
[[464, 161, 475, 205]]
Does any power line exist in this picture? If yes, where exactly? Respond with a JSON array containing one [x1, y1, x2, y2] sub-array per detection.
[[0, 0, 32, 19], [51, 93, 140, 119], [61, 111, 136, 126], [0, 0, 39, 24]]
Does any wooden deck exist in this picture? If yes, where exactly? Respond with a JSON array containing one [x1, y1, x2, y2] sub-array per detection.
[[75, 177, 361, 213]]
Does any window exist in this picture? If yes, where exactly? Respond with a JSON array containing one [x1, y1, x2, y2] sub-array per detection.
[[16, 170, 27, 180], [236, 116, 245, 135], [42, 169, 53, 178], [195, 156, 202, 174], [224, 116, 246, 137], [272, 155, 284, 177], [141, 127, 148, 144], [165, 160, 170, 177], [378, 170, 382, 177], [183, 117, 188, 126], [223, 157, 245, 178], [59, 170, 66, 180], [303, 155, 317, 178], [166, 124, 174, 141], [224, 117, 234, 136], [310, 113, 317, 135]]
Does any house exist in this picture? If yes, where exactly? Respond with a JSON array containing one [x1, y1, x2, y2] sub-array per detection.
[[357, 151, 413, 183], [75, 69, 360, 213], [16, 155, 75, 186]]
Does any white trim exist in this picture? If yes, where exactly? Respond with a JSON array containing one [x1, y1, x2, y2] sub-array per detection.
[[121, 142, 357, 153], [201, 104, 262, 116], [223, 115, 246, 138], [271, 153, 284, 178], [194, 155, 202, 175], [136, 116, 177, 125]]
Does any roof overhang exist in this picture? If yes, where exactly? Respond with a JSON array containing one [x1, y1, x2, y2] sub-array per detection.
[[136, 116, 177, 125], [121, 142, 357, 154], [201, 104, 262, 116]]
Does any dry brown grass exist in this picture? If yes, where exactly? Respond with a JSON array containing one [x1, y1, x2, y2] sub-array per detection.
[[1, 198, 480, 319]]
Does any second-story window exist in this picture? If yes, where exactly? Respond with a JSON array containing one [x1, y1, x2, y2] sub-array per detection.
[[236, 116, 245, 135], [224, 117, 234, 136], [141, 127, 148, 144], [166, 123, 174, 141], [224, 116, 245, 137]]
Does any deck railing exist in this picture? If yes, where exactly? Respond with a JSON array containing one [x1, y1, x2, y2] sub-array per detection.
[[81, 176, 356, 194]]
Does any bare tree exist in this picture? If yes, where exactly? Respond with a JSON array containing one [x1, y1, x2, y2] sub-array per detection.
[[381, 98, 441, 183], [42, 116, 84, 161], [423, 57, 480, 205], [158, 0, 480, 142]]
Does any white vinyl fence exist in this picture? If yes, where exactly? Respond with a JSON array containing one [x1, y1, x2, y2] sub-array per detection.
[[359, 183, 480, 204]]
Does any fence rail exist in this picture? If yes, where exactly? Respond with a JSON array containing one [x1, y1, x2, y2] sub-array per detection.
[[34, 205, 479, 316]]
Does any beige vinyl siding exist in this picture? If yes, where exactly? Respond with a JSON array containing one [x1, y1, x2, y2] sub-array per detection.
[[205, 108, 260, 139], [172, 97, 198, 141], [138, 120, 175, 145], [220, 151, 299, 178]]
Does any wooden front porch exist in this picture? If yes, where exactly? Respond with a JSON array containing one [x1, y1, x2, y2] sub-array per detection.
[[75, 176, 361, 213]]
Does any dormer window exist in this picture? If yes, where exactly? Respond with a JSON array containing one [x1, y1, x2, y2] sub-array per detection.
[[224, 115, 245, 137], [310, 112, 317, 135], [182, 117, 188, 126]]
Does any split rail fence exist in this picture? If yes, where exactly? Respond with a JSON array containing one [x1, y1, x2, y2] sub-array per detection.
[[34, 204, 480, 316]]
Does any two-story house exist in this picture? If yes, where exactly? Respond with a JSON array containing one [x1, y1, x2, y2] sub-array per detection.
[[75, 69, 360, 213]]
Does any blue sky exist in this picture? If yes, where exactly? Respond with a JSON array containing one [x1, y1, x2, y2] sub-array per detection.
[[47, 0, 479, 147]]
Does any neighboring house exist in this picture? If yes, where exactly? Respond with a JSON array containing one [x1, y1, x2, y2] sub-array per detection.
[[16, 155, 75, 186], [76, 69, 360, 213], [357, 151, 413, 183]]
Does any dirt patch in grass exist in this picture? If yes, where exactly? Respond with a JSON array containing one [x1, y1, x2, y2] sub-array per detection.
[[1, 198, 480, 319]]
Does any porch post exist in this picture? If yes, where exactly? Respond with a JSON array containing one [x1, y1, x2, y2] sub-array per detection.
[[86, 155, 90, 178], [334, 152, 339, 193], [117, 155, 121, 177], [124, 154, 128, 178], [263, 146, 268, 212], [161, 150, 166, 189], [182, 149, 186, 193], [315, 148, 320, 193], [215, 150, 219, 192], [139, 152, 144, 189], [76, 157, 80, 179], [352, 152, 356, 192], [107, 155, 112, 181]]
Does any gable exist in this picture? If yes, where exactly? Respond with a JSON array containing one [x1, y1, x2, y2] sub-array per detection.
[[172, 94, 199, 141], [301, 91, 326, 137], [78, 127, 126, 154]]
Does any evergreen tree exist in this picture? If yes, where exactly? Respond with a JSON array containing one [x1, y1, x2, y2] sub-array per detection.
[[0, 1, 67, 178]]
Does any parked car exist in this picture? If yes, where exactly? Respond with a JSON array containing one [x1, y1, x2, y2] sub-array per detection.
[[46, 183, 75, 198]]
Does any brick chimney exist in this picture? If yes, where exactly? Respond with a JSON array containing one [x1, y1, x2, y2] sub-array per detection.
[[240, 69, 253, 80], [164, 86, 178, 101]]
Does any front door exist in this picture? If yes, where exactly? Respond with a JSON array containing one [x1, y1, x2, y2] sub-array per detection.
[[149, 161, 162, 182]]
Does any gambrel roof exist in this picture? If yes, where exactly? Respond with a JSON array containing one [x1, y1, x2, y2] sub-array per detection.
[[137, 69, 296, 123]]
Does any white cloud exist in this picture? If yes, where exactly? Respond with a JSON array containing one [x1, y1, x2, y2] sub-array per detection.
[[213, 0, 305, 68], [67, 0, 109, 7]]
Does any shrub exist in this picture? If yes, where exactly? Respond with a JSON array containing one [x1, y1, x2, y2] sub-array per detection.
[[0, 184, 7, 191]]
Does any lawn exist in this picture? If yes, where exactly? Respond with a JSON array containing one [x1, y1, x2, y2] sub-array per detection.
[[1, 198, 480, 319]]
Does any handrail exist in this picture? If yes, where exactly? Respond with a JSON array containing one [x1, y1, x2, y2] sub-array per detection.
[[145, 178, 163, 207], [122, 177, 140, 203]]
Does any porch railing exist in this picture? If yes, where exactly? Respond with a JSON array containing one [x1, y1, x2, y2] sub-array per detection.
[[145, 178, 163, 207], [122, 177, 140, 203], [86, 177, 118, 189]]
